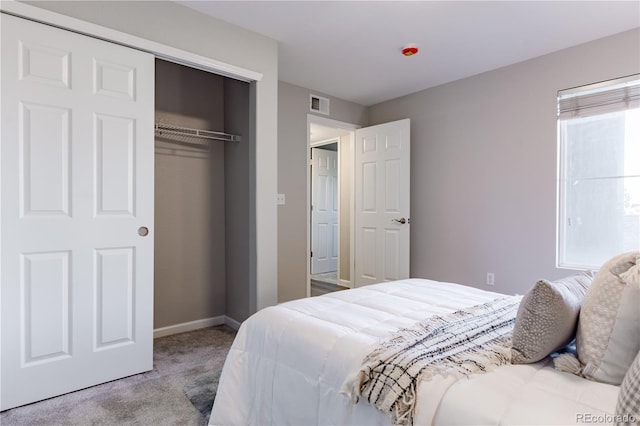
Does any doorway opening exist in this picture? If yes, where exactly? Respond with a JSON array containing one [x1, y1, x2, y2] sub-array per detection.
[[307, 117, 412, 296], [154, 59, 253, 334], [307, 116, 359, 297]]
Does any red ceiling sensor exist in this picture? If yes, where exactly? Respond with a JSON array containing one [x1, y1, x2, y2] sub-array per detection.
[[402, 45, 418, 57]]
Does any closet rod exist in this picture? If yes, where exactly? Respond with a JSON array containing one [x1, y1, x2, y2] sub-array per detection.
[[154, 123, 241, 142]]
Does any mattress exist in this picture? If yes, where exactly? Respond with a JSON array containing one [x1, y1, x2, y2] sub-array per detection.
[[209, 278, 619, 425]]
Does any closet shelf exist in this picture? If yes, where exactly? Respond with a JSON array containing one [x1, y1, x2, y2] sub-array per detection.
[[154, 123, 241, 144]]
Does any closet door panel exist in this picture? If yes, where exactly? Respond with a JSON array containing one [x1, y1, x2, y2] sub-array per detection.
[[20, 102, 71, 216], [1, 14, 155, 410], [95, 247, 135, 348], [19, 41, 71, 88], [95, 113, 136, 216], [21, 250, 72, 364], [93, 60, 136, 101]]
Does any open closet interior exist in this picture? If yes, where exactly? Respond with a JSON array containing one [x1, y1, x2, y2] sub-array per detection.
[[154, 59, 254, 330]]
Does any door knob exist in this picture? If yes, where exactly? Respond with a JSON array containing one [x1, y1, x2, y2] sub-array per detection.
[[393, 218, 407, 224], [138, 226, 149, 237]]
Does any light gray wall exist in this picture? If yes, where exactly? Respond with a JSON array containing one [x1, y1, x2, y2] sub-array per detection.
[[278, 82, 367, 302], [23, 0, 279, 313], [367, 29, 640, 295], [154, 60, 226, 328], [18, 0, 639, 313], [156, 63, 253, 327], [224, 79, 253, 322]]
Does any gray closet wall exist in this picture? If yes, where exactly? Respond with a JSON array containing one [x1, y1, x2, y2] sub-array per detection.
[[155, 59, 252, 328]]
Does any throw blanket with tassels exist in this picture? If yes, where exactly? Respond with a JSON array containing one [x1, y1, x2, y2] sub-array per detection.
[[342, 295, 522, 426]]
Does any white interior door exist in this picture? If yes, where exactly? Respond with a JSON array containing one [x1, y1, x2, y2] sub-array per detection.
[[354, 119, 410, 287], [311, 148, 338, 274], [1, 15, 155, 410]]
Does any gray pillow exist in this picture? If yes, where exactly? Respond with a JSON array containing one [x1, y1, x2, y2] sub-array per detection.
[[616, 350, 640, 425], [511, 272, 594, 364], [576, 251, 640, 385]]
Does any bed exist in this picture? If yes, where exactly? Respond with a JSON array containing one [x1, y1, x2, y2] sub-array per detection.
[[209, 278, 620, 425]]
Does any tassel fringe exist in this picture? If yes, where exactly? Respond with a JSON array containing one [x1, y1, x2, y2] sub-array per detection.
[[553, 353, 584, 376]]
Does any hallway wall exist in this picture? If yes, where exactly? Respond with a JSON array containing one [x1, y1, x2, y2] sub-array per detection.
[[278, 82, 367, 302]]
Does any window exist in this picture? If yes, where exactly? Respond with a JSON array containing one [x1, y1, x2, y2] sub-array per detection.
[[557, 75, 640, 269]]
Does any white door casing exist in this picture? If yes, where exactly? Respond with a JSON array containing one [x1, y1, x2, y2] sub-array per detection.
[[311, 148, 338, 274], [354, 119, 410, 287], [1, 15, 154, 410]]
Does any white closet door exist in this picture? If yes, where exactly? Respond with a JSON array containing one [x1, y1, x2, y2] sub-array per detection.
[[1, 14, 154, 410]]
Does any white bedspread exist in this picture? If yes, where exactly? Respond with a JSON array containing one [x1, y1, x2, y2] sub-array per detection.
[[433, 358, 620, 425], [209, 278, 619, 425]]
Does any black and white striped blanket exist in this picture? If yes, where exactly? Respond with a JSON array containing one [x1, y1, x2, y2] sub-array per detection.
[[343, 295, 522, 426]]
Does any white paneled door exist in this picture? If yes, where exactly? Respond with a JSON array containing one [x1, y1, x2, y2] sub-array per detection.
[[311, 148, 338, 274], [354, 119, 410, 287], [1, 15, 154, 410]]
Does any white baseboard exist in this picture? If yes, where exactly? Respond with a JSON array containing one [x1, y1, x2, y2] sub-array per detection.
[[224, 316, 242, 330], [153, 315, 242, 338], [339, 278, 353, 289]]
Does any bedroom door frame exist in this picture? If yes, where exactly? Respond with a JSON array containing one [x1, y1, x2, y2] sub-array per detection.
[[306, 115, 359, 296]]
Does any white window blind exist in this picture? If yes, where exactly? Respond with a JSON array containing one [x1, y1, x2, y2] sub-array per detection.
[[557, 74, 640, 270], [558, 75, 640, 119]]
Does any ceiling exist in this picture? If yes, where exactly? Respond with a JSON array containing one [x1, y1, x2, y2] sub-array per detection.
[[180, 1, 640, 107]]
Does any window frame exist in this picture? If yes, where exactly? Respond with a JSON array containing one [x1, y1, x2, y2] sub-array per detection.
[[556, 74, 640, 270]]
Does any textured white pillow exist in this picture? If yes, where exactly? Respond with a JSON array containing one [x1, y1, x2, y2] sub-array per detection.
[[576, 251, 640, 385], [511, 272, 594, 364], [616, 350, 640, 426]]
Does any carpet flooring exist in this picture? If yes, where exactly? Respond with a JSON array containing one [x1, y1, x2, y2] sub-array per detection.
[[0, 325, 236, 426], [183, 370, 222, 419], [310, 280, 349, 297]]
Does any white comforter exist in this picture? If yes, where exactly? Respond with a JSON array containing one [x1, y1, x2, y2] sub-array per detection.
[[209, 278, 619, 425]]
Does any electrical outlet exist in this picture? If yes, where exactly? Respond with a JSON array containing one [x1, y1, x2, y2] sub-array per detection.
[[486, 272, 495, 286], [276, 194, 285, 205]]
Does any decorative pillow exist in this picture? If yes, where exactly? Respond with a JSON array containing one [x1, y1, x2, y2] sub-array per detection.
[[616, 350, 640, 425], [576, 251, 640, 385], [511, 271, 595, 364]]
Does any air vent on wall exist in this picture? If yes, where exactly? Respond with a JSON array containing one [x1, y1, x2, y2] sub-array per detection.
[[310, 94, 330, 115]]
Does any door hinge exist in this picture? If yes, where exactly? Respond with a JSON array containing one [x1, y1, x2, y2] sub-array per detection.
[[310, 251, 313, 258]]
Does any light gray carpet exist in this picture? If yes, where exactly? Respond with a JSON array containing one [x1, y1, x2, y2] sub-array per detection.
[[183, 370, 221, 419], [0, 325, 236, 426]]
